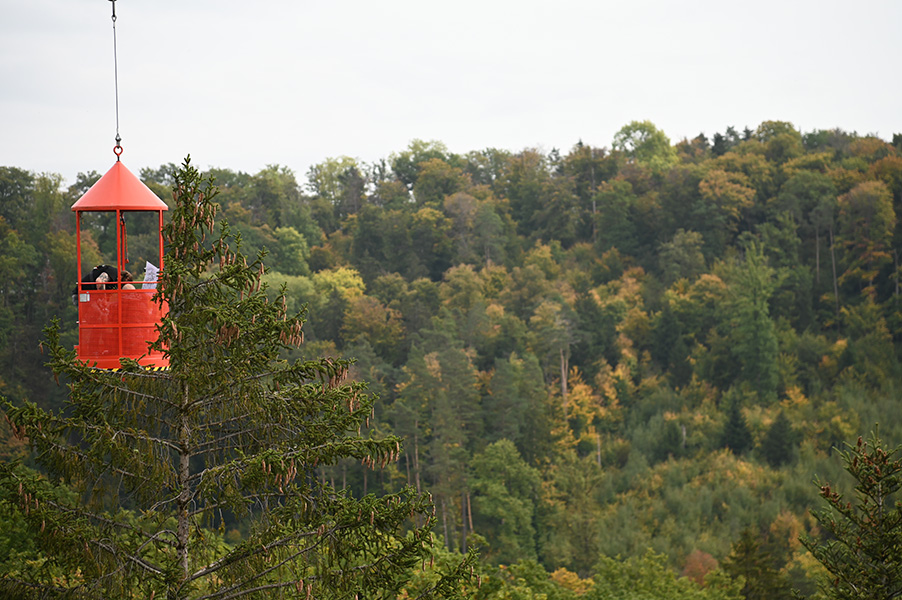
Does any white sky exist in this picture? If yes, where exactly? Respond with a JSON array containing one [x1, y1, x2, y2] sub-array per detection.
[[1, 0, 900, 187]]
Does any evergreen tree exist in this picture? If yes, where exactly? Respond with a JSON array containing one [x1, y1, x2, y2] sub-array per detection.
[[470, 440, 542, 565], [651, 302, 692, 388], [759, 411, 797, 467], [720, 398, 753, 455], [722, 529, 792, 600], [801, 431, 902, 600], [0, 158, 472, 599], [724, 241, 780, 400], [712, 132, 729, 156]]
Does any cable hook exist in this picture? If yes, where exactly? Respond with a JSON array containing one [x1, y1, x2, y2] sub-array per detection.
[[110, 0, 121, 158]]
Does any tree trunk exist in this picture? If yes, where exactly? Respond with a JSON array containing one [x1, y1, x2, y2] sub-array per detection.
[[895, 248, 900, 301], [413, 423, 421, 494], [596, 432, 602, 467], [404, 449, 412, 487], [460, 490, 467, 553], [829, 227, 840, 317], [591, 150, 597, 245], [815, 227, 821, 286], [592, 197, 597, 246], [441, 498, 450, 551], [560, 347, 569, 416], [413, 424, 423, 527], [176, 383, 191, 597]]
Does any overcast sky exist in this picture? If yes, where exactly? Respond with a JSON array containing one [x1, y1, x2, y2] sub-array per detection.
[[1, 0, 900, 187]]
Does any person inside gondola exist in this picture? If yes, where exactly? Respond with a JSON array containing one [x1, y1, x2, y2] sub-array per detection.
[[86, 264, 118, 289], [72, 264, 119, 303]]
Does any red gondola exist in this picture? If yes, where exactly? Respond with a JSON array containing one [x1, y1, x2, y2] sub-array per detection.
[[72, 160, 169, 370]]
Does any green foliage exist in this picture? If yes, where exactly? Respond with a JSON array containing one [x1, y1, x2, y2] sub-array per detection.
[[659, 229, 706, 285], [837, 180, 895, 294], [475, 560, 579, 600], [484, 352, 550, 461], [540, 452, 606, 576], [720, 394, 753, 455], [390, 139, 452, 190], [268, 225, 311, 276], [305, 156, 359, 208], [587, 550, 742, 599], [413, 159, 468, 207], [696, 169, 756, 254], [759, 411, 798, 468], [470, 440, 543, 564], [722, 528, 792, 599], [720, 242, 781, 399], [594, 179, 639, 256], [497, 149, 553, 238], [613, 121, 679, 175]]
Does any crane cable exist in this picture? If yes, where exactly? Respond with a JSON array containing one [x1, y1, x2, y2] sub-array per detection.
[[111, 1, 127, 265], [110, 0, 122, 159]]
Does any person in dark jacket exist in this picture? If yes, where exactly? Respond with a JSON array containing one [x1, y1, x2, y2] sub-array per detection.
[[72, 264, 119, 303]]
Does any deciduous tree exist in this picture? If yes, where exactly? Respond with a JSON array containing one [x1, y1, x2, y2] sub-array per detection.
[[612, 121, 678, 175], [837, 180, 895, 296]]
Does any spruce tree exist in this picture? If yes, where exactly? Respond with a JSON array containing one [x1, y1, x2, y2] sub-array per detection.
[[0, 158, 473, 599], [720, 398, 752, 456], [759, 411, 796, 467], [722, 528, 791, 600], [801, 431, 902, 600]]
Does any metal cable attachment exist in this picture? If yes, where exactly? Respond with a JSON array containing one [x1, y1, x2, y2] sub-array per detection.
[[110, 0, 121, 157]]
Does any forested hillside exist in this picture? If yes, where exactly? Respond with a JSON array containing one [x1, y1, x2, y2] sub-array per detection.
[[3, 120, 902, 596]]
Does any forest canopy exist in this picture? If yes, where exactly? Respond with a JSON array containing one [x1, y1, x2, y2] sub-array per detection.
[[2, 120, 902, 597]]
